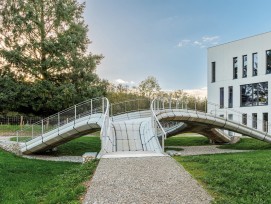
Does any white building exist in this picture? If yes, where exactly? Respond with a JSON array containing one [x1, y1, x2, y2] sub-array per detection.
[[207, 32, 271, 134]]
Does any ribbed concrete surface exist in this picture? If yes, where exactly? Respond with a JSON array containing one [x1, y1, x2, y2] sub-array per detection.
[[83, 157, 212, 204]]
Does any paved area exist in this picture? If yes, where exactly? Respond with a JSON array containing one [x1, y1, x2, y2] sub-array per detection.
[[166, 145, 251, 156], [101, 151, 166, 158], [83, 156, 212, 204], [22, 155, 83, 163]]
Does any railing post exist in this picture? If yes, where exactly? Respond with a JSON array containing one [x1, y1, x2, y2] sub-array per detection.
[[102, 98, 105, 113], [16, 131, 18, 143], [162, 134, 165, 151], [91, 100, 93, 114], [58, 112, 60, 128], [195, 100, 197, 111], [41, 119, 44, 138], [74, 105, 77, 123], [32, 124, 34, 138], [205, 99, 207, 113]]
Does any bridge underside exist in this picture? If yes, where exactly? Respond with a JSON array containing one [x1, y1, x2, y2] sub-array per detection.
[[162, 120, 233, 143]]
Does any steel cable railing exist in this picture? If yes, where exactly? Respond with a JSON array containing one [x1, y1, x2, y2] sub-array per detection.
[[150, 99, 167, 151], [110, 98, 151, 116], [152, 97, 271, 136], [16, 97, 108, 143]]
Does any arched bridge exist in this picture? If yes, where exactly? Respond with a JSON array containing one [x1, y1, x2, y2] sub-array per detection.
[[16, 97, 271, 157]]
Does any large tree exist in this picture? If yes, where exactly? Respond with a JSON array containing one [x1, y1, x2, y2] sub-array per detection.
[[0, 0, 107, 115], [138, 76, 161, 98]]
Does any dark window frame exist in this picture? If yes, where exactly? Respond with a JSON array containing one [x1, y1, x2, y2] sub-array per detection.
[[266, 50, 271, 74], [240, 82, 268, 107], [252, 113, 257, 129], [252, 52, 258, 76], [211, 62, 216, 83], [263, 113, 268, 132], [242, 55, 247, 78], [228, 86, 233, 108], [220, 87, 224, 108], [233, 57, 238, 79], [242, 114, 247, 125]]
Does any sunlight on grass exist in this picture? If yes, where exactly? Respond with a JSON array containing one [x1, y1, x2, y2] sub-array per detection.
[[219, 137, 271, 150], [175, 151, 271, 203], [0, 149, 98, 203], [165, 135, 210, 146]]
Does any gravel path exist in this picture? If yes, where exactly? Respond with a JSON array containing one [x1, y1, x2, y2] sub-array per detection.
[[166, 145, 251, 156], [83, 156, 212, 204], [22, 155, 83, 163]]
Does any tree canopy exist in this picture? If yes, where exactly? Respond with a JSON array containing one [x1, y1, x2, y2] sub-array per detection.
[[0, 0, 107, 115], [138, 76, 161, 98]]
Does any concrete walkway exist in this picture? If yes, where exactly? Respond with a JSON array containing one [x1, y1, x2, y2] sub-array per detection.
[[83, 156, 212, 204]]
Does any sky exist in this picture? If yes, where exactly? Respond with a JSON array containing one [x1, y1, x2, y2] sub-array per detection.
[[83, 0, 271, 94]]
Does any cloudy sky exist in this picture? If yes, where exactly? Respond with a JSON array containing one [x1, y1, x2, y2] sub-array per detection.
[[83, 0, 271, 93]]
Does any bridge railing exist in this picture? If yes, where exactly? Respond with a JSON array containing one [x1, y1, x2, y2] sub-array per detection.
[[100, 97, 114, 155], [110, 98, 151, 116], [16, 97, 108, 142], [152, 97, 271, 134], [151, 99, 167, 151]]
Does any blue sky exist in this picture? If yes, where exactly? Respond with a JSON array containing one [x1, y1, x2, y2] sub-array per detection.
[[84, 0, 271, 91]]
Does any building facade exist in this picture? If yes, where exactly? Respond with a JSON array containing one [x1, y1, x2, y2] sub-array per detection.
[[207, 32, 271, 134]]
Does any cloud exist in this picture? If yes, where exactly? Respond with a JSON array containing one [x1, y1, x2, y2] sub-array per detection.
[[183, 87, 207, 98], [177, 35, 220, 49], [115, 79, 135, 86], [177, 39, 191, 47], [202, 36, 219, 42]]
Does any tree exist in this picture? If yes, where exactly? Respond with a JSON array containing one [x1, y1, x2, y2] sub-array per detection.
[[0, 0, 107, 115], [138, 76, 161, 98]]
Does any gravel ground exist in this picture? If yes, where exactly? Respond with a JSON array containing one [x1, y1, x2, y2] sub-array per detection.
[[83, 156, 212, 204], [22, 155, 83, 163], [166, 145, 251, 156]]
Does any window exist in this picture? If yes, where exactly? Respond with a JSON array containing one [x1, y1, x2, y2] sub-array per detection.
[[252, 113, 257, 129], [211, 62, 216, 82], [233, 57, 238, 79], [263, 113, 268, 132], [240, 82, 268, 107], [267, 50, 271, 74], [220, 87, 224, 108], [228, 114, 233, 136], [242, 114, 247, 125], [242, 55, 247, 78], [253, 53, 258, 76], [228, 86, 233, 108]]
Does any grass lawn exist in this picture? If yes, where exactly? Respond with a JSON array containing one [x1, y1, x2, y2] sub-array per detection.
[[0, 125, 21, 136], [165, 135, 210, 146], [175, 150, 271, 203], [0, 149, 98, 203], [52, 136, 101, 156], [219, 137, 271, 150]]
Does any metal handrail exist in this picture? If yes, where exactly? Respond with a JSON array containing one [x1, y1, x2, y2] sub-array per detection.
[[152, 97, 271, 134], [110, 98, 151, 117], [150, 99, 167, 151], [16, 97, 108, 142], [99, 97, 114, 155]]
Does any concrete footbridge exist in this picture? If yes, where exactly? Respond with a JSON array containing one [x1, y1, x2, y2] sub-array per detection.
[[17, 97, 271, 157]]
